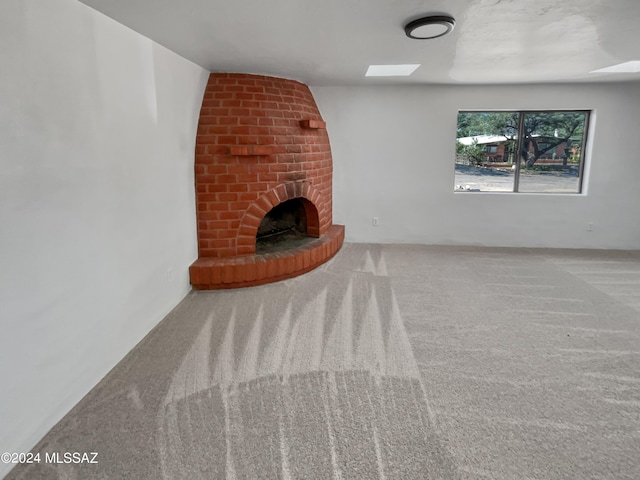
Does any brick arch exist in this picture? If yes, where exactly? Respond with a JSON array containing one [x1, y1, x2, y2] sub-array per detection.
[[237, 182, 324, 255]]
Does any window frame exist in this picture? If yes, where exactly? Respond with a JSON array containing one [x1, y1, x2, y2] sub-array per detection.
[[455, 109, 591, 194]]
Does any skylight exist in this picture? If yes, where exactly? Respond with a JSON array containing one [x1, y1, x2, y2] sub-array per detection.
[[590, 61, 640, 74], [365, 64, 421, 77]]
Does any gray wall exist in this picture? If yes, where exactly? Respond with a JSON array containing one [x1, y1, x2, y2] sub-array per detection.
[[313, 82, 640, 249], [0, 1, 208, 476]]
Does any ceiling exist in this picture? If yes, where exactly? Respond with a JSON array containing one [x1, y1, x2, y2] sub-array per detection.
[[78, 0, 640, 86]]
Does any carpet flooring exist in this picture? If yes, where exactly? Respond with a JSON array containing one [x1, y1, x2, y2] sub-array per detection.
[[7, 243, 640, 479]]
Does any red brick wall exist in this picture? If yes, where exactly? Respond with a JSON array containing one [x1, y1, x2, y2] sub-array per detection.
[[195, 73, 333, 258]]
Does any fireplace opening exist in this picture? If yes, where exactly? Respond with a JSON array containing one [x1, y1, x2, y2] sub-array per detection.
[[256, 198, 316, 254]]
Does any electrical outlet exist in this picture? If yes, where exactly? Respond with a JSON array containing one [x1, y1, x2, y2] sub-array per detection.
[[587, 222, 593, 231], [167, 268, 174, 283], [372, 217, 379, 226]]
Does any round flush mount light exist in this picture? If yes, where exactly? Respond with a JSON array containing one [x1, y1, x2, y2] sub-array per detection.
[[404, 15, 455, 39]]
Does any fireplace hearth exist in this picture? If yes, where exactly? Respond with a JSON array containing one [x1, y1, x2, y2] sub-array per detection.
[[189, 74, 344, 289]]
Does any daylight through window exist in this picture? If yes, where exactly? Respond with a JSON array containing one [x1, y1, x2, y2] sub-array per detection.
[[454, 111, 590, 193]]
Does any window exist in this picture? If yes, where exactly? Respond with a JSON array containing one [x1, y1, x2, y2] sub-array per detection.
[[455, 111, 590, 193]]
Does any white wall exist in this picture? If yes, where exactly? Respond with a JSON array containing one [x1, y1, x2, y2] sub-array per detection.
[[313, 82, 640, 249], [0, 1, 208, 476]]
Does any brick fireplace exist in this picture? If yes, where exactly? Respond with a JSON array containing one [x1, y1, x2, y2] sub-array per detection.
[[189, 73, 345, 289]]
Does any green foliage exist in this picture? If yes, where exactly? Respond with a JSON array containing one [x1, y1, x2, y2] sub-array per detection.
[[456, 139, 486, 166], [525, 164, 568, 172], [457, 111, 587, 167], [457, 112, 518, 139]]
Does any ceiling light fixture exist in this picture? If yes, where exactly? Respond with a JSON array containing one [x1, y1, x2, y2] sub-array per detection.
[[404, 15, 455, 40]]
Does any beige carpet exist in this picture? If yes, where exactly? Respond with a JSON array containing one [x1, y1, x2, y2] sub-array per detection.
[[7, 243, 640, 479]]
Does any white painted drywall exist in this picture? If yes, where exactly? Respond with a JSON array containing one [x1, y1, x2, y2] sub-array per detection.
[[312, 83, 640, 249], [0, 1, 208, 476]]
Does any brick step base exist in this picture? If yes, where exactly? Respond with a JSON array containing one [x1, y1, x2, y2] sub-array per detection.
[[190, 225, 345, 289]]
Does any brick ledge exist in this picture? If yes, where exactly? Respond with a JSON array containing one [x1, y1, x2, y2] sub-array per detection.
[[190, 225, 345, 289]]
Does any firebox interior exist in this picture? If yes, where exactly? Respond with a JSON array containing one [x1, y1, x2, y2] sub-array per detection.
[[256, 198, 315, 254]]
